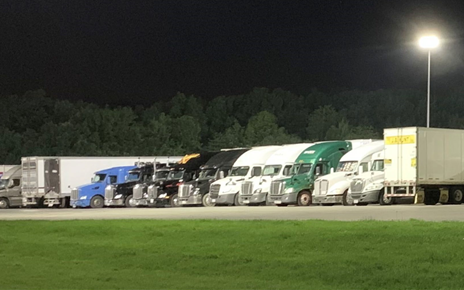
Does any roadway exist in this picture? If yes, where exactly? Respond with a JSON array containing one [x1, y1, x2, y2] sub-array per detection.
[[1, 204, 464, 221]]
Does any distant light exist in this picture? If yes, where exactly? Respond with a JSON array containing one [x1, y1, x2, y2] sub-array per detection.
[[419, 36, 439, 49]]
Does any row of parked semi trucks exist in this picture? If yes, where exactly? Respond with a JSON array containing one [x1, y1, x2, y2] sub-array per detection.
[[1, 127, 464, 209]]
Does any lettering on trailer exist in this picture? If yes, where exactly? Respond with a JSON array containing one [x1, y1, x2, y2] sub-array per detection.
[[411, 158, 416, 167], [384, 159, 392, 165], [385, 135, 416, 145], [303, 150, 315, 154]]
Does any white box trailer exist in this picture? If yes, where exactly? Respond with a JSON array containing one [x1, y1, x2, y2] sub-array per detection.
[[21, 156, 181, 207], [384, 127, 464, 205]]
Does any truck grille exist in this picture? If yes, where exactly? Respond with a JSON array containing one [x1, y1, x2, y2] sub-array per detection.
[[350, 179, 365, 193], [320, 180, 329, 195], [71, 188, 79, 200], [147, 185, 158, 199], [133, 184, 144, 200], [240, 181, 253, 195], [105, 186, 115, 200], [270, 181, 284, 196], [209, 184, 220, 198], [179, 184, 193, 197]]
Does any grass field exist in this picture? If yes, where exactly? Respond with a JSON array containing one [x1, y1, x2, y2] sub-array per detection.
[[1, 219, 464, 289]]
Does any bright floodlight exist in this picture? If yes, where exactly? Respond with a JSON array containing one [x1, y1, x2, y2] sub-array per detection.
[[419, 36, 439, 48]]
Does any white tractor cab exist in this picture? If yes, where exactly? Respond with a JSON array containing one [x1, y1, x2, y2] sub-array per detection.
[[347, 150, 393, 205], [209, 146, 282, 206], [238, 143, 314, 206], [312, 140, 384, 205]]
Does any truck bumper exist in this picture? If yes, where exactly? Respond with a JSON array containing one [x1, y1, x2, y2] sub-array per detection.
[[104, 199, 125, 207], [241, 192, 267, 205], [133, 199, 148, 207], [279, 193, 298, 205], [268, 195, 283, 205], [350, 190, 380, 204], [71, 199, 90, 208], [22, 197, 38, 206], [179, 195, 202, 206], [215, 193, 235, 205], [313, 195, 343, 204]]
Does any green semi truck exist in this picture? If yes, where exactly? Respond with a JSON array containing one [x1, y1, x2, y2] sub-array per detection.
[[268, 141, 352, 206]]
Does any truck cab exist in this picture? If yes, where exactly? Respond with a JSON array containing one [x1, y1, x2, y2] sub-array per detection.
[[151, 152, 219, 207], [347, 151, 393, 205], [238, 143, 313, 206], [178, 149, 249, 207], [71, 166, 136, 208], [312, 140, 383, 206], [0, 165, 22, 209], [104, 163, 154, 207], [209, 146, 282, 206], [269, 141, 352, 206]]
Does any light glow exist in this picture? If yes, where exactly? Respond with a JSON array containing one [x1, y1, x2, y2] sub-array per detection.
[[419, 36, 439, 49]]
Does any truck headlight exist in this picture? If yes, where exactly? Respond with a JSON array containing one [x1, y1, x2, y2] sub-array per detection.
[[222, 187, 233, 193], [114, 194, 122, 199], [285, 188, 293, 194], [79, 196, 87, 200], [328, 188, 343, 196], [364, 183, 383, 192], [158, 193, 167, 198], [253, 188, 262, 194], [194, 188, 200, 195]]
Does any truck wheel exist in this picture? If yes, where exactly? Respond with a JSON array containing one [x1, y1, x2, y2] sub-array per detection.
[[90, 196, 104, 208], [342, 190, 353, 206], [234, 193, 245, 206], [202, 193, 214, 207], [448, 187, 463, 204], [125, 195, 135, 207], [170, 194, 180, 207], [424, 189, 440, 205], [0, 198, 9, 209], [379, 190, 393, 205], [297, 191, 311, 206]]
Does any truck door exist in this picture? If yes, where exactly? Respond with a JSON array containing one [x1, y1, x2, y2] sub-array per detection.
[[45, 159, 60, 194], [8, 178, 22, 206]]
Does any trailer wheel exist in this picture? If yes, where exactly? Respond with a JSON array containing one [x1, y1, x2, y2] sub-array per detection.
[[202, 193, 214, 207], [234, 193, 245, 206], [125, 195, 135, 207], [424, 189, 440, 205], [170, 194, 180, 207], [448, 188, 463, 204], [90, 196, 104, 208], [297, 191, 311, 206], [379, 189, 393, 205], [342, 190, 353, 206], [0, 198, 9, 209]]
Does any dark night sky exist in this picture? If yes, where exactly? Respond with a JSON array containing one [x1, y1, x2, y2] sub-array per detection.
[[1, 0, 464, 105]]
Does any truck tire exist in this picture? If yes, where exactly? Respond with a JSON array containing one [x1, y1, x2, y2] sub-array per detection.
[[448, 187, 463, 204], [297, 191, 311, 206], [234, 193, 244, 206], [90, 195, 104, 208], [424, 189, 440, 205], [379, 189, 393, 205], [342, 190, 353, 206], [0, 198, 9, 209], [170, 194, 180, 207], [202, 193, 214, 207], [125, 195, 135, 207]]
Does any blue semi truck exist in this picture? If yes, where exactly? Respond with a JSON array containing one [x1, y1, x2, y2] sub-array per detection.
[[71, 166, 136, 208]]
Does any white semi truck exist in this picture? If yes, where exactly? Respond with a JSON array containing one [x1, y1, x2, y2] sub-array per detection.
[[209, 146, 282, 206], [21, 156, 179, 207], [238, 143, 313, 206], [384, 127, 464, 205], [312, 140, 384, 205]]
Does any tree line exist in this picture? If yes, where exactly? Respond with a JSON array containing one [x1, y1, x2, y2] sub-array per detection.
[[1, 87, 464, 164]]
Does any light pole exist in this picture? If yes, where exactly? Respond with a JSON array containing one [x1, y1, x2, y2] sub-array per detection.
[[419, 36, 439, 128]]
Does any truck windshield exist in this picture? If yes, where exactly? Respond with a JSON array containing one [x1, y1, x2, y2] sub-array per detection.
[[199, 168, 217, 179], [230, 166, 249, 176], [167, 170, 184, 180], [0, 179, 7, 189], [154, 171, 169, 180], [336, 161, 358, 172], [91, 174, 107, 183], [292, 163, 312, 175], [263, 165, 282, 176], [126, 172, 140, 181], [371, 160, 384, 171]]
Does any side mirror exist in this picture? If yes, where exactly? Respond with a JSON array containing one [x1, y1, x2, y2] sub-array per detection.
[[330, 168, 334, 174], [358, 166, 364, 175], [8, 179, 14, 188], [219, 171, 225, 179], [315, 167, 321, 176]]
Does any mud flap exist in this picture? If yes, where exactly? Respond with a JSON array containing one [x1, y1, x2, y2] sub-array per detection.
[[414, 190, 424, 204], [439, 188, 449, 204]]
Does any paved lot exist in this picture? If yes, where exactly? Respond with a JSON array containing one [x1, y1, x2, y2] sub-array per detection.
[[1, 204, 464, 221]]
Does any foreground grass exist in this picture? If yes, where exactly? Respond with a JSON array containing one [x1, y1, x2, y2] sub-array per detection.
[[0, 220, 463, 290]]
